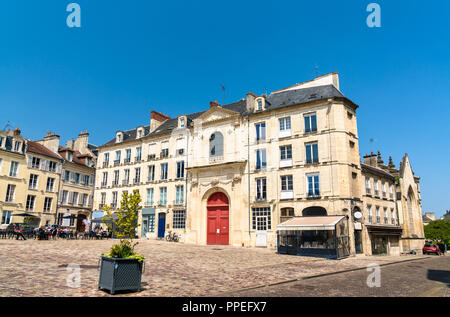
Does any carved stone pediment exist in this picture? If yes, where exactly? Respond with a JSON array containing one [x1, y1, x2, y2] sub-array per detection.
[[196, 106, 238, 124]]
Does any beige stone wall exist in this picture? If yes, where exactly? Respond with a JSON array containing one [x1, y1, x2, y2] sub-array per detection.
[[0, 149, 28, 225], [24, 153, 62, 227]]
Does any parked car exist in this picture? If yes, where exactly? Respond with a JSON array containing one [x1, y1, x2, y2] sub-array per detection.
[[423, 244, 441, 255]]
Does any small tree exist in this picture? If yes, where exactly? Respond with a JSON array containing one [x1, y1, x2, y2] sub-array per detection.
[[424, 220, 450, 245], [102, 190, 144, 262]]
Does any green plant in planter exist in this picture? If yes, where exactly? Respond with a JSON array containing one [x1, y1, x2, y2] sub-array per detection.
[[102, 190, 144, 262]]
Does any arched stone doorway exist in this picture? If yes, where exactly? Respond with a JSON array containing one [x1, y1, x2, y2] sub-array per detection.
[[207, 192, 229, 245], [302, 206, 327, 217], [76, 214, 87, 232]]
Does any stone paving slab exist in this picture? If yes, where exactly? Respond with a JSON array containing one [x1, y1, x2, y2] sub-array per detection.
[[0, 239, 428, 297]]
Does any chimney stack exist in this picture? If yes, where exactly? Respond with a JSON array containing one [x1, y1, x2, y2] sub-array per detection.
[[150, 110, 171, 133]]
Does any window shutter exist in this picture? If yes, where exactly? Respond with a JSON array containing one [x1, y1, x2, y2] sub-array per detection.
[[56, 163, 62, 174], [27, 155, 33, 168], [70, 172, 75, 182], [68, 192, 73, 203]]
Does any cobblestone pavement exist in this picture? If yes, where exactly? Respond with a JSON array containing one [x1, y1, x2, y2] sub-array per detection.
[[0, 239, 432, 297], [219, 256, 450, 297]]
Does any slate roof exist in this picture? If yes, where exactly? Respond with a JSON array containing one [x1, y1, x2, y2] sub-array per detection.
[[99, 84, 355, 148], [361, 163, 395, 180]]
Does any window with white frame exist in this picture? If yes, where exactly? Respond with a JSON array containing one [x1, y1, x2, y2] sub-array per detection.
[[256, 178, 267, 201], [390, 185, 394, 199], [176, 185, 184, 204], [136, 147, 142, 161], [134, 168, 141, 183], [252, 207, 271, 230], [146, 188, 154, 206], [5, 184, 15, 202], [367, 205, 373, 223], [31, 157, 40, 169], [279, 117, 291, 137], [376, 206, 380, 223], [112, 192, 118, 208], [26, 195, 35, 211], [374, 181, 379, 196], [74, 173, 80, 184], [14, 141, 21, 152], [46, 177, 55, 192], [113, 170, 119, 185], [125, 149, 131, 163], [255, 122, 266, 141], [256, 149, 267, 170], [382, 182, 387, 198], [115, 150, 121, 162], [160, 163, 168, 180], [104, 153, 109, 166], [9, 161, 18, 177], [256, 99, 263, 111], [64, 170, 70, 182], [159, 187, 167, 205], [44, 197, 52, 212], [61, 190, 68, 204], [124, 169, 130, 184], [148, 165, 155, 181], [82, 194, 88, 206], [173, 210, 186, 229], [1, 211, 12, 225], [29, 174, 38, 190], [281, 175, 293, 191], [305, 142, 319, 164], [100, 193, 106, 206], [391, 208, 396, 225], [48, 161, 57, 172], [304, 113, 317, 133], [366, 178, 371, 195], [67, 152, 73, 162], [307, 174, 320, 197], [280, 145, 292, 161], [177, 161, 184, 179], [101, 172, 108, 186]]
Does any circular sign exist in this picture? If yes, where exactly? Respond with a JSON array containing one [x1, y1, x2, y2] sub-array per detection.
[[354, 211, 363, 219]]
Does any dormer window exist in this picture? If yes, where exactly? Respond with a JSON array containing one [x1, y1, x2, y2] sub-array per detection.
[[67, 152, 73, 162], [116, 132, 123, 143], [136, 127, 144, 139], [179, 116, 186, 128], [255, 98, 265, 112]]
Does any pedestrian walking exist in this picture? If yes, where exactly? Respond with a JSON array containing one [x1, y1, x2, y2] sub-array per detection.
[[437, 242, 446, 256]]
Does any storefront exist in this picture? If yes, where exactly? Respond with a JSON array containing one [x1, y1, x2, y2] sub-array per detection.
[[277, 215, 350, 259], [141, 208, 156, 238], [366, 225, 403, 256]]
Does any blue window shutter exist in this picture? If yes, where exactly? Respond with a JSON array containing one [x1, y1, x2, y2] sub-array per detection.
[[308, 176, 313, 195], [304, 116, 310, 133], [305, 144, 311, 163], [314, 175, 320, 195], [311, 115, 317, 132], [256, 150, 261, 169], [256, 125, 260, 140], [313, 143, 319, 162]]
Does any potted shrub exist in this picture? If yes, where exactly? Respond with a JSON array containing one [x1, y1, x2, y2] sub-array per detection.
[[98, 190, 145, 295]]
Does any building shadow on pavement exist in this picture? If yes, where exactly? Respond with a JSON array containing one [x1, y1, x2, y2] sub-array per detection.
[[427, 270, 450, 287]]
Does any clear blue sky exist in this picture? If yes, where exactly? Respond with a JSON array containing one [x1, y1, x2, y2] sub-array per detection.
[[1, 1, 449, 217]]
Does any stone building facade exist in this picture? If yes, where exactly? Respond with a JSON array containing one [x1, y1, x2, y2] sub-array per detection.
[[94, 73, 425, 256], [0, 129, 97, 229], [0, 128, 28, 226]]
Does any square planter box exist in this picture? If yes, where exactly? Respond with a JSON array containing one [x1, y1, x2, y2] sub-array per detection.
[[98, 256, 144, 295]]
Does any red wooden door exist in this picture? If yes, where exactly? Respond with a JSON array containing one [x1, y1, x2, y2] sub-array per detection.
[[207, 192, 229, 245]]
